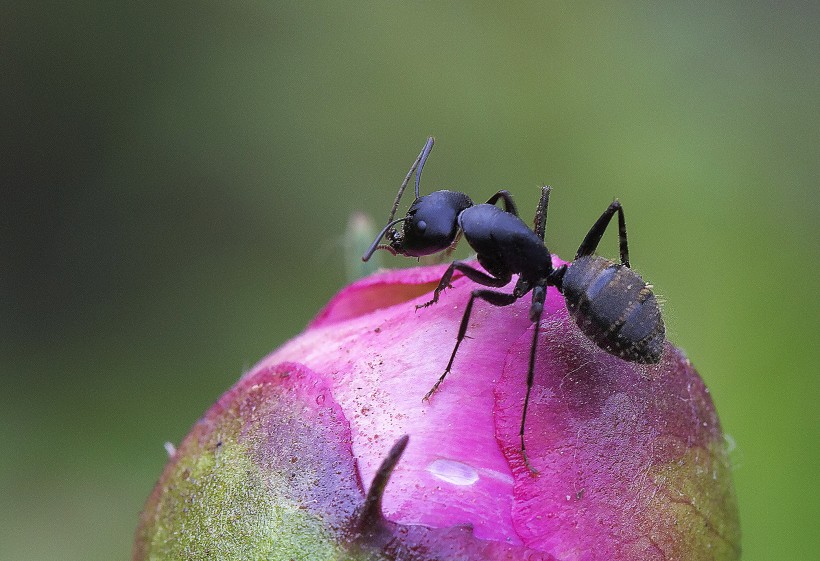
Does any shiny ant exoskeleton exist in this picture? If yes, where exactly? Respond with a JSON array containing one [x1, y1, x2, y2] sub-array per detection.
[[363, 137, 665, 472]]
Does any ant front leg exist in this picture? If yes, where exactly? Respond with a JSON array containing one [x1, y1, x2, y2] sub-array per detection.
[[424, 288, 519, 401], [416, 260, 511, 309], [576, 200, 630, 267]]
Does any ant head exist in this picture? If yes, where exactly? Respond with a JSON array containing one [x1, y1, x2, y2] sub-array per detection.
[[362, 139, 474, 263], [389, 190, 473, 257]]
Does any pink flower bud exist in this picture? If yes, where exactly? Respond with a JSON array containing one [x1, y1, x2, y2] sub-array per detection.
[[134, 262, 740, 560]]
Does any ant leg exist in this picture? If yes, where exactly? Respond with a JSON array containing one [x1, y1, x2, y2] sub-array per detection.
[[512, 276, 531, 299], [533, 186, 552, 241], [485, 190, 519, 216], [438, 228, 464, 261], [521, 284, 547, 474], [575, 200, 630, 267], [417, 260, 511, 309], [424, 288, 519, 400]]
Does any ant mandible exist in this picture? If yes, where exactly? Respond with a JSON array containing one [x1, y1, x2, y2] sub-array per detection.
[[362, 137, 665, 473]]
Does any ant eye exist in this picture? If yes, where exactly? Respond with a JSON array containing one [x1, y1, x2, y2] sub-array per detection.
[[416, 220, 427, 232]]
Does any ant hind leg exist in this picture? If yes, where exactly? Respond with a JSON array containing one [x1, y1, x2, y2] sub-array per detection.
[[575, 200, 630, 267]]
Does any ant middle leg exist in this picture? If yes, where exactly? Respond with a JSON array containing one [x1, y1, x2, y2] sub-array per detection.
[[520, 283, 547, 474], [575, 200, 630, 267], [416, 260, 511, 309], [424, 288, 519, 400], [485, 190, 519, 215], [533, 185, 552, 241]]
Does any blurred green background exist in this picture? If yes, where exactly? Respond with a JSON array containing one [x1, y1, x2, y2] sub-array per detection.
[[2, 2, 817, 560]]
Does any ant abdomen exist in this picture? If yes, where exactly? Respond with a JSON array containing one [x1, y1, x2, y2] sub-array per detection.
[[562, 255, 665, 363]]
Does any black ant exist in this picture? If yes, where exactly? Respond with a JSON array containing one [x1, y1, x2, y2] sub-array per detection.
[[363, 137, 665, 473]]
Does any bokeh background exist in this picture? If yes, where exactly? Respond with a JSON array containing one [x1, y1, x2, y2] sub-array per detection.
[[2, 2, 817, 560]]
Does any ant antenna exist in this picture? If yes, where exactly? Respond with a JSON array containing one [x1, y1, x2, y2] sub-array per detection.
[[363, 137, 435, 262], [386, 136, 434, 224], [414, 136, 435, 198], [361, 217, 406, 262]]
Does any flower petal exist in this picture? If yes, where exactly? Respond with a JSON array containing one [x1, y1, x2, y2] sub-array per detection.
[[264, 269, 534, 543], [134, 362, 360, 559], [137, 262, 740, 560], [494, 308, 741, 560], [309, 264, 452, 328]]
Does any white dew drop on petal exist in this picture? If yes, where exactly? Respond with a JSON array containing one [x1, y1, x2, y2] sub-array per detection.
[[426, 458, 480, 486]]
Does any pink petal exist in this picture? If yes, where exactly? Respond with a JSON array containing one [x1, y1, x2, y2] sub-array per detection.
[[261, 265, 532, 544], [494, 309, 739, 559], [138, 261, 740, 560]]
